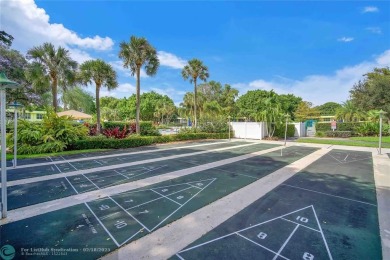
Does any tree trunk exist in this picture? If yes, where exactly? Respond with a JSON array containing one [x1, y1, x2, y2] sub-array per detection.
[[52, 76, 58, 112], [96, 84, 101, 134], [136, 67, 141, 134], [193, 78, 197, 128]]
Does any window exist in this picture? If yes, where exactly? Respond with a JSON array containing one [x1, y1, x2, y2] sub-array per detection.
[[24, 113, 31, 119], [36, 114, 44, 120]]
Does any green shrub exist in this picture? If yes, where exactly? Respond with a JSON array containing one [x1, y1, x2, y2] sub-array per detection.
[[70, 133, 228, 150], [356, 122, 390, 136], [198, 119, 229, 133], [316, 122, 363, 135], [140, 121, 160, 136], [273, 124, 295, 138], [8, 111, 88, 154], [325, 131, 352, 138], [315, 131, 325, 137]]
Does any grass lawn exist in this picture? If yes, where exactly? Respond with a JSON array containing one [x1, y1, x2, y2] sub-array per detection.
[[296, 137, 390, 148], [6, 149, 109, 160]]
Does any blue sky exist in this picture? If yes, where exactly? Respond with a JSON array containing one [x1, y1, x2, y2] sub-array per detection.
[[2, 0, 390, 106]]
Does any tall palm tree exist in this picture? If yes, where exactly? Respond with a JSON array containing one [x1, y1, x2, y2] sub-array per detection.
[[78, 59, 118, 134], [182, 59, 209, 128], [336, 100, 363, 122], [118, 36, 159, 134], [27, 43, 77, 111]]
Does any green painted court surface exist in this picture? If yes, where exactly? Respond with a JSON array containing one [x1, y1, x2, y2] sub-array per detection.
[[174, 150, 382, 260], [3, 142, 277, 210], [0, 144, 318, 259], [0, 141, 384, 260]]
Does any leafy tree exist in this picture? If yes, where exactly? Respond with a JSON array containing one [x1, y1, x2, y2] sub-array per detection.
[[78, 59, 118, 133], [236, 90, 272, 120], [335, 100, 364, 122], [350, 67, 390, 114], [119, 36, 159, 134], [255, 91, 284, 137], [277, 94, 302, 119], [0, 31, 13, 47], [220, 84, 239, 116], [62, 86, 96, 115], [26, 43, 78, 111], [101, 96, 120, 109], [182, 59, 209, 128], [294, 101, 320, 122], [0, 45, 48, 106], [315, 102, 342, 116]]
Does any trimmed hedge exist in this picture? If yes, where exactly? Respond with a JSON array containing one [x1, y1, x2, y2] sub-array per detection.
[[273, 124, 295, 138], [325, 131, 352, 138], [69, 133, 229, 150], [316, 122, 363, 134]]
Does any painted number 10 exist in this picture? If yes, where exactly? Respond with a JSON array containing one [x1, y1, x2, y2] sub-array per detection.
[[296, 216, 309, 223], [303, 252, 314, 260]]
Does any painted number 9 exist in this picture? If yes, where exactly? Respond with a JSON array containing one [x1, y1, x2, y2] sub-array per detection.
[[257, 232, 267, 240], [296, 216, 309, 223], [303, 252, 314, 260]]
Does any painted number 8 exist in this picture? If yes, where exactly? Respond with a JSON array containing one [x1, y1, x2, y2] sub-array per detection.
[[303, 252, 314, 260], [257, 232, 267, 240]]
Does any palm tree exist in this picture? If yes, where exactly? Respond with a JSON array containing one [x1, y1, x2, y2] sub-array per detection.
[[336, 100, 363, 122], [118, 36, 159, 134], [27, 43, 77, 111], [78, 59, 118, 134], [182, 59, 209, 128]]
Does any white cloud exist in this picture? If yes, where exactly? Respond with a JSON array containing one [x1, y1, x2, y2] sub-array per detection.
[[366, 27, 382, 34], [232, 49, 390, 106], [100, 83, 136, 98], [2, 0, 114, 60], [362, 6, 379, 13], [116, 83, 136, 94], [338, 37, 354, 42], [157, 51, 187, 69]]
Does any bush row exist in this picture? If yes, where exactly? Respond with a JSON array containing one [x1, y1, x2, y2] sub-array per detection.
[[69, 133, 229, 150], [315, 122, 362, 133], [325, 131, 352, 138], [273, 124, 295, 138]]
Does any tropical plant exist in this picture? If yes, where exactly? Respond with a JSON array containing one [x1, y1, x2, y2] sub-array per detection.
[[78, 59, 118, 133], [335, 100, 364, 122], [9, 110, 88, 154], [119, 36, 159, 134], [103, 126, 128, 139], [182, 59, 209, 128], [62, 86, 96, 114], [255, 92, 284, 137], [26, 43, 78, 111]]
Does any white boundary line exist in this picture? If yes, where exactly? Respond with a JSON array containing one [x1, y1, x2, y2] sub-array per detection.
[[280, 217, 320, 233], [281, 184, 377, 207], [5, 142, 261, 187], [5, 141, 232, 170], [84, 202, 120, 247], [311, 205, 333, 260], [151, 189, 182, 206], [108, 196, 151, 232], [150, 178, 217, 231], [235, 233, 289, 260], [175, 253, 185, 260], [64, 177, 79, 194], [272, 224, 299, 260], [178, 205, 313, 253]]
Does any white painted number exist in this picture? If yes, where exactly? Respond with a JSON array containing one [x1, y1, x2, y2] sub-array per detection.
[[162, 189, 168, 192], [296, 216, 309, 223], [257, 232, 267, 240], [196, 183, 204, 186], [99, 204, 110, 210], [177, 196, 184, 200], [115, 220, 127, 229], [303, 252, 314, 260]]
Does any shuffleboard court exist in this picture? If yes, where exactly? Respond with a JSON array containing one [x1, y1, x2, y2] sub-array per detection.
[[3, 143, 278, 210], [5, 141, 247, 181], [173, 149, 381, 260], [0, 146, 317, 259], [4, 140, 225, 167]]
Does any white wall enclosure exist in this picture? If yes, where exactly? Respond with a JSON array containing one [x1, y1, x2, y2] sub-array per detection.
[[230, 122, 306, 140]]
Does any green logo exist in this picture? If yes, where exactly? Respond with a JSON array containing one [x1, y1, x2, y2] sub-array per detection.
[[0, 245, 15, 260]]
